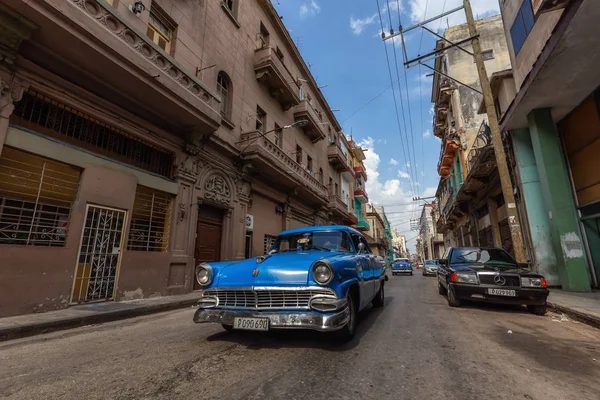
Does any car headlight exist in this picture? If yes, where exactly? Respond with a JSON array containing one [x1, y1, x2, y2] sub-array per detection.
[[451, 272, 479, 284], [312, 261, 334, 285], [195, 263, 213, 286], [521, 276, 547, 288]]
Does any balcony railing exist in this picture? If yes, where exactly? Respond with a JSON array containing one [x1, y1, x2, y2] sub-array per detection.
[[294, 99, 326, 142], [327, 143, 351, 171], [467, 122, 492, 172], [239, 131, 328, 202], [328, 190, 349, 217], [354, 164, 367, 180], [254, 46, 301, 110]]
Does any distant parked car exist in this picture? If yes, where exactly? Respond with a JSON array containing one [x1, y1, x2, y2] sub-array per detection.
[[437, 247, 549, 315], [422, 260, 439, 276], [391, 258, 412, 276], [193, 226, 386, 341]]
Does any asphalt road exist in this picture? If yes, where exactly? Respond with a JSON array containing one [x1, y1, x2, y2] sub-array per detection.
[[1, 275, 599, 400]]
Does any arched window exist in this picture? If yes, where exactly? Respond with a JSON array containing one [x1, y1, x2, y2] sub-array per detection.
[[318, 168, 323, 183], [217, 71, 232, 119]]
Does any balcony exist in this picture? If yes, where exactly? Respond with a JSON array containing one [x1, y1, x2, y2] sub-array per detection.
[[239, 131, 329, 206], [328, 192, 349, 218], [355, 220, 371, 231], [328, 143, 351, 171], [254, 46, 301, 111], [11, 0, 221, 138], [293, 100, 326, 142], [533, 0, 570, 15], [345, 212, 359, 226], [438, 79, 454, 105], [437, 138, 460, 177], [354, 187, 369, 203], [467, 122, 493, 173], [354, 164, 367, 180]]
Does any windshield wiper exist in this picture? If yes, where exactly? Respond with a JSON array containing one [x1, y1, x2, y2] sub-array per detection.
[[306, 245, 332, 252]]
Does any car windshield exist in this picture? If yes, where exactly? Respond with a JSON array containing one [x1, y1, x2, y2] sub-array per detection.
[[450, 248, 516, 267], [425, 260, 438, 266], [272, 231, 353, 253], [394, 259, 409, 263]]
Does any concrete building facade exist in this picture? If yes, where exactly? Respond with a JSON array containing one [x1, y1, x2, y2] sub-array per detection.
[[0, 0, 363, 316]]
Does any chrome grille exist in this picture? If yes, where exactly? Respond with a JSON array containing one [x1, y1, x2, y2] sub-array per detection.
[[202, 288, 336, 309], [478, 274, 521, 287]]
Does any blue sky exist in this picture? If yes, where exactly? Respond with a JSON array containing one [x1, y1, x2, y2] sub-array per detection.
[[273, 0, 500, 251]]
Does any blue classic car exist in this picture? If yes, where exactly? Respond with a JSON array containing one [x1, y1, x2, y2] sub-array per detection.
[[391, 258, 412, 275], [193, 226, 386, 341]]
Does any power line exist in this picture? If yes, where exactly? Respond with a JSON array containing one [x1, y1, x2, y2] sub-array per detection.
[[376, 0, 416, 200], [340, 77, 402, 124]]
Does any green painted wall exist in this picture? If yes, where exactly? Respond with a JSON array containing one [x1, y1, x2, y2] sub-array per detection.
[[511, 128, 560, 285], [528, 109, 591, 291]]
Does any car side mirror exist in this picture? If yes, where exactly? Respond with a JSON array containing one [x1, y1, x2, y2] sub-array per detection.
[[438, 259, 448, 266], [357, 242, 365, 254], [268, 249, 277, 255]]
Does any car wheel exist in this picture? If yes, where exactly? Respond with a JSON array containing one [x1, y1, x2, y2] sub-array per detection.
[[527, 304, 547, 316], [438, 281, 447, 295], [221, 324, 235, 333], [447, 285, 461, 307], [372, 281, 385, 308], [336, 291, 357, 342], [410, 272, 413, 276]]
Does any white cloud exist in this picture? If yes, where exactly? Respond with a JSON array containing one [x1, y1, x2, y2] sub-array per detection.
[[300, 0, 321, 19], [389, 158, 399, 166], [407, 0, 500, 31], [350, 13, 378, 35], [423, 129, 431, 138], [406, 161, 411, 168], [358, 136, 436, 253]]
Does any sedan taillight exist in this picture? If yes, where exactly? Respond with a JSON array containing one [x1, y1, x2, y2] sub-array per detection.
[[541, 277, 547, 288]]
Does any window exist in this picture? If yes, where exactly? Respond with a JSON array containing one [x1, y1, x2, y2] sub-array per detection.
[[273, 230, 353, 253], [256, 106, 266, 132], [318, 168, 323, 183], [0, 147, 81, 247], [217, 72, 232, 119], [264, 234, 277, 254], [274, 123, 283, 147], [475, 50, 494, 62], [510, 0, 535, 55], [299, 85, 305, 100], [127, 186, 173, 252], [147, 6, 175, 54], [223, 0, 234, 13], [275, 46, 284, 61], [258, 22, 270, 49], [307, 155, 313, 173], [245, 232, 252, 259], [296, 145, 303, 164], [335, 183, 339, 196]]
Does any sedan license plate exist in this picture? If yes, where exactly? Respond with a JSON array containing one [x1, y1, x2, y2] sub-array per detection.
[[233, 317, 269, 331], [487, 288, 517, 297]]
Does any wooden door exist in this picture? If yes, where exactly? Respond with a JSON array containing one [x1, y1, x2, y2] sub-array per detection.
[[194, 206, 223, 290]]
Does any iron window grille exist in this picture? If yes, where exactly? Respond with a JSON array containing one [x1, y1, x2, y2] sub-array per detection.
[[264, 234, 277, 255], [0, 146, 81, 246], [127, 186, 173, 252], [10, 90, 174, 178]]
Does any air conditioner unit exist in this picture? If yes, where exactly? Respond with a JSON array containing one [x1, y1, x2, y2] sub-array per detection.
[[246, 214, 254, 230]]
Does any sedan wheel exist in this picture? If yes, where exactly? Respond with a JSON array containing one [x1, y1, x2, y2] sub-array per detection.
[[447, 285, 461, 307], [372, 282, 385, 308], [336, 292, 357, 342], [527, 304, 547, 316], [221, 324, 235, 333], [438, 281, 447, 295]]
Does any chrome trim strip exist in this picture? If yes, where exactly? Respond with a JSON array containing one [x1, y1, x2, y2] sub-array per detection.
[[193, 307, 350, 332]]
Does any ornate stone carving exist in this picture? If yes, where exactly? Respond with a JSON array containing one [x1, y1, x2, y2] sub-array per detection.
[[184, 130, 212, 156], [69, 0, 219, 110], [176, 155, 203, 177], [204, 175, 231, 205], [0, 73, 26, 116]]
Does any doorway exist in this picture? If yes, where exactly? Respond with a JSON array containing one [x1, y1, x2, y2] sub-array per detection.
[[194, 205, 224, 290]]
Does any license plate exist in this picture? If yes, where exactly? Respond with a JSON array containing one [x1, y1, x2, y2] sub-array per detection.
[[487, 288, 517, 297], [233, 317, 269, 331]]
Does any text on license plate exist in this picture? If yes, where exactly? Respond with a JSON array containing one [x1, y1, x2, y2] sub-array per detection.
[[233, 317, 269, 331], [487, 288, 517, 297]]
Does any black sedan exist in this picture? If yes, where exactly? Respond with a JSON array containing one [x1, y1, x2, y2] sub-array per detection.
[[437, 247, 549, 315]]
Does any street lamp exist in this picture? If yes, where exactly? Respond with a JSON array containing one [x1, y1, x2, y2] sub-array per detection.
[[239, 120, 308, 156]]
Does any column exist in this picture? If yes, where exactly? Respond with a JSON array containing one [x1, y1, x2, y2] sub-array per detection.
[[0, 71, 26, 155], [528, 109, 590, 291], [511, 128, 560, 285], [487, 198, 502, 249]]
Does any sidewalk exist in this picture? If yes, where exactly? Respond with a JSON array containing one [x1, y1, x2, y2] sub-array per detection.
[[547, 289, 600, 329], [0, 292, 200, 342]]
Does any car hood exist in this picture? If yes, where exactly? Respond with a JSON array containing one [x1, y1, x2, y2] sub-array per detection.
[[392, 263, 411, 269], [451, 263, 528, 274], [216, 251, 340, 287]]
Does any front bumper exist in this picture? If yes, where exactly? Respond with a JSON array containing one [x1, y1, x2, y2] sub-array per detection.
[[452, 284, 549, 305], [193, 307, 350, 332], [392, 269, 412, 274], [423, 269, 437, 275]]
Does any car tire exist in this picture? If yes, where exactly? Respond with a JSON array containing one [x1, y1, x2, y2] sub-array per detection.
[[372, 282, 385, 308], [447, 285, 461, 307], [527, 304, 547, 316], [336, 291, 357, 342], [221, 324, 235, 333], [438, 281, 447, 295], [410, 272, 413, 276]]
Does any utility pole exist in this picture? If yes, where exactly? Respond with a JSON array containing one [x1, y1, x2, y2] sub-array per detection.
[[463, 0, 526, 263]]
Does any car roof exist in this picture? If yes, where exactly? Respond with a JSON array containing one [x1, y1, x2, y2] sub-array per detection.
[[279, 225, 362, 236], [450, 247, 504, 251]]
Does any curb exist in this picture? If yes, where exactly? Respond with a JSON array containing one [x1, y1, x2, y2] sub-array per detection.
[[547, 301, 600, 330], [0, 298, 198, 342]]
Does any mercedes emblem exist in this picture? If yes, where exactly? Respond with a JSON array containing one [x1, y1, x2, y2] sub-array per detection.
[[494, 274, 506, 286]]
